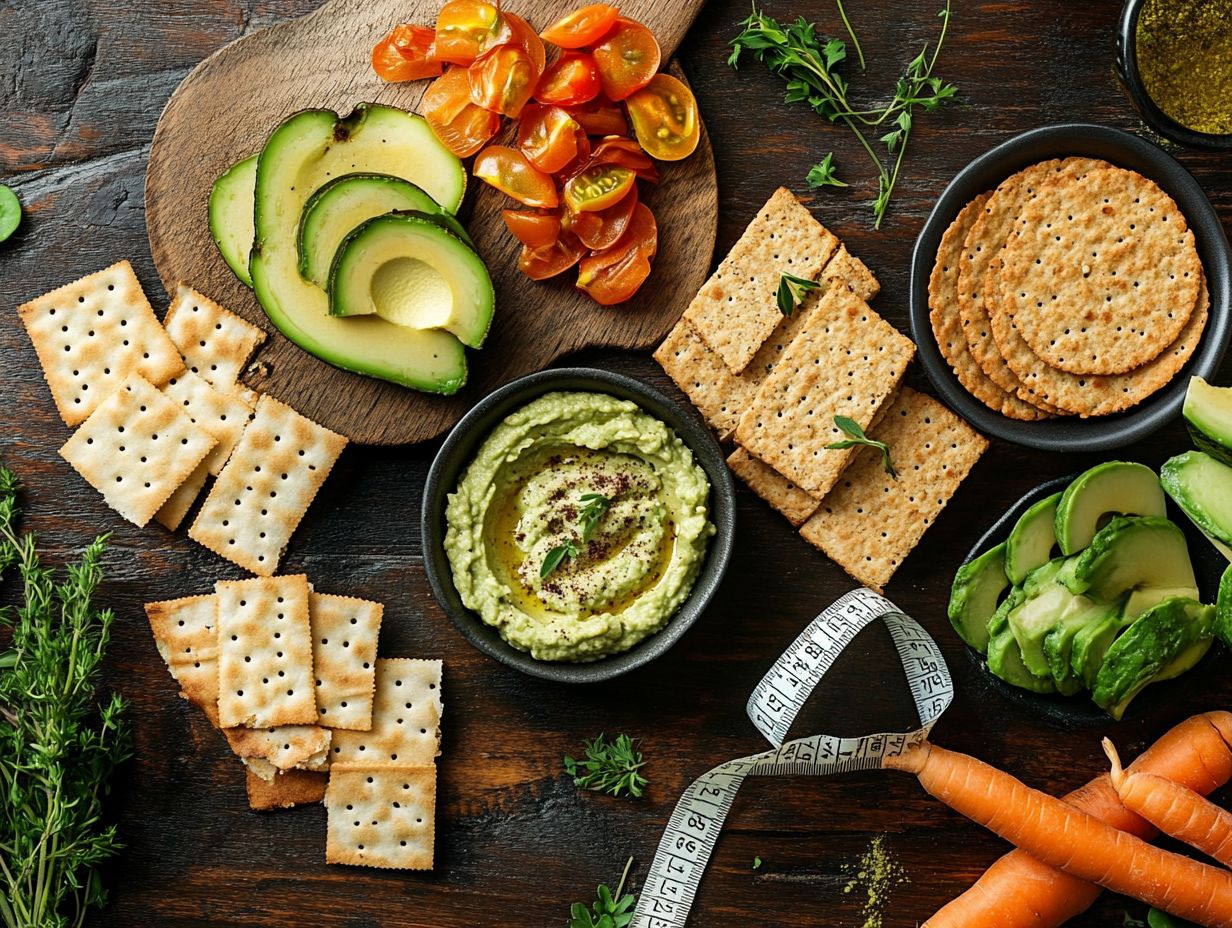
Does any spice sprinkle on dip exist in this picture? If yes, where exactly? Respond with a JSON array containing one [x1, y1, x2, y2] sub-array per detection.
[[444, 391, 714, 662]]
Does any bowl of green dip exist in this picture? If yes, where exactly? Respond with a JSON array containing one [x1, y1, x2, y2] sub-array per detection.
[[1118, 0, 1232, 149]]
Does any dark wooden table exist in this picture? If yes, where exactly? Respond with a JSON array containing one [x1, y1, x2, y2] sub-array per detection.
[[2, 1, 1230, 925]]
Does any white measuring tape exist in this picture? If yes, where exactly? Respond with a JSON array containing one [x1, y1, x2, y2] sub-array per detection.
[[630, 588, 954, 928]]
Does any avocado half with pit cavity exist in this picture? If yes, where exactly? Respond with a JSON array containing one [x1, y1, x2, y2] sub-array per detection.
[[1053, 461, 1166, 556], [328, 212, 494, 350]]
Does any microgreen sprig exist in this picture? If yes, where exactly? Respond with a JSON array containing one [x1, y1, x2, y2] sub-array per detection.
[[540, 492, 614, 579], [825, 415, 897, 478], [777, 272, 821, 317], [568, 857, 637, 928], [565, 733, 648, 799]]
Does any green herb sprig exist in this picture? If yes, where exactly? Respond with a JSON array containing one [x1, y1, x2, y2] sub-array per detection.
[[568, 856, 637, 928], [540, 492, 613, 579], [565, 733, 648, 799], [729, 2, 957, 228], [777, 272, 821, 316], [0, 467, 131, 928], [825, 415, 897, 478]]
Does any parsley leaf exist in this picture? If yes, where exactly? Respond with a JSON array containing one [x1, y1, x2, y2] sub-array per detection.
[[565, 733, 648, 799], [806, 152, 848, 189], [825, 415, 898, 478], [567, 857, 637, 928], [777, 272, 821, 316]]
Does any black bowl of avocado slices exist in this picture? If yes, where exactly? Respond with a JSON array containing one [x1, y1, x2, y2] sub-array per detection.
[[949, 459, 1226, 726]]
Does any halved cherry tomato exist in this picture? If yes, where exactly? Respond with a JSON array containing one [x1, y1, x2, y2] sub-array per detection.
[[517, 105, 584, 173], [540, 4, 620, 49], [564, 100, 628, 136], [577, 202, 657, 304], [435, 0, 511, 66], [591, 18, 660, 100], [503, 209, 561, 250], [557, 131, 593, 180], [535, 52, 601, 107], [474, 145, 560, 208], [564, 183, 637, 251], [519, 232, 586, 280], [422, 67, 501, 157], [504, 13, 547, 74], [626, 73, 700, 161], [563, 162, 635, 212], [591, 135, 659, 183], [466, 12, 546, 117], [372, 24, 442, 82]]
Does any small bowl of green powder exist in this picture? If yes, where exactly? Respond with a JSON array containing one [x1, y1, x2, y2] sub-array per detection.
[[1117, 0, 1232, 149]]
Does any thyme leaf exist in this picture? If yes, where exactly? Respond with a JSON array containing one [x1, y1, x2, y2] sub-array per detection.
[[777, 272, 821, 316], [825, 415, 898, 478]]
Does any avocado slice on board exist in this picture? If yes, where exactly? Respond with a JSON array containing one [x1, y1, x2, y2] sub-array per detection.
[[1054, 461, 1166, 555], [1063, 515, 1196, 601], [328, 213, 494, 350], [1092, 597, 1214, 720], [1005, 491, 1062, 585], [298, 173, 473, 289], [986, 589, 1057, 694], [1006, 557, 1110, 690], [209, 155, 257, 287], [1161, 451, 1232, 561], [948, 542, 1009, 652], [1184, 376, 1232, 468], [249, 104, 470, 394]]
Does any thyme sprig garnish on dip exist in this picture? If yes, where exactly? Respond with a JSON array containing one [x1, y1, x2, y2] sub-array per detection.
[[826, 415, 898, 478], [777, 272, 822, 316], [568, 856, 637, 928], [540, 491, 614, 579], [729, 1, 958, 227], [565, 733, 648, 799]]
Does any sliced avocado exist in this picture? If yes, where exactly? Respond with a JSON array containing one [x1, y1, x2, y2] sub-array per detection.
[[1043, 597, 1123, 695], [250, 104, 470, 394], [948, 542, 1009, 652], [1063, 515, 1196, 601], [986, 589, 1056, 694], [1005, 491, 1061, 584], [1216, 564, 1232, 646], [1054, 461, 1166, 555], [1161, 451, 1232, 560], [209, 155, 258, 287], [298, 173, 473, 288], [327, 213, 493, 350], [1006, 557, 1111, 688], [1068, 585, 1186, 689], [1184, 376, 1232, 468], [1092, 597, 1214, 720]]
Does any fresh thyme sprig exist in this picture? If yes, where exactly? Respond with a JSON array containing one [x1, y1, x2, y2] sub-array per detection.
[[729, 1, 957, 228], [541, 539, 581, 578], [568, 857, 637, 928], [565, 733, 648, 799], [777, 272, 821, 316], [825, 415, 897, 478], [540, 492, 613, 579]]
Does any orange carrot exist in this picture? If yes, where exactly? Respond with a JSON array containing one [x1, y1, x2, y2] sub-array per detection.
[[887, 740, 1232, 928], [923, 711, 1232, 928], [1105, 736, 1232, 869]]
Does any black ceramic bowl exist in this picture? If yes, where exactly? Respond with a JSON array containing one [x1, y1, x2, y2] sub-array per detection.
[[909, 123, 1232, 452], [960, 474, 1225, 727], [421, 367, 736, 683], [1116, 0, 1232, 151]]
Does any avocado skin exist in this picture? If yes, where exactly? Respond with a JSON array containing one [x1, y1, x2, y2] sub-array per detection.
[[1189, 426, 1232, 470], [948, 541, 1009, 653], [1184, 376, 1232, 467]]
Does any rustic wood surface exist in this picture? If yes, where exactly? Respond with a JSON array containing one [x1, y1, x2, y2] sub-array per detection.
[[2, 1, 1232, 926], [144, 0, 716, 444]]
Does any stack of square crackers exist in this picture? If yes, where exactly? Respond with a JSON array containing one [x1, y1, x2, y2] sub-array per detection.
[[146, 575, 444, 870], [17, 261, 347, 576], [657, 188, 988, 591], [929, 157, 1207, 420]]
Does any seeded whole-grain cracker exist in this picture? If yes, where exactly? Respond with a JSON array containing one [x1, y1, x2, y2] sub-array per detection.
[[163, 283, 266, 391], [60, 374, 216, 527], [326, 763, 436, 869], [727, 447, 819, 525], [331, 659, 442, 766], [246, 767, 328, 811], [734, 286, 915, 499], [800, 388, 988, 591], [999, 164, 1200, 375], [155, 459, 210, 531], [162, 370, 254, 475], [145, 593, 222, 726], [215, 574, 316, 729], [683, 187, 838, 374], [189, 395, 348, 575], [311, 593, 384, 731], [18, 261, 184, 426], [822, 244, 880, 302], [654, 318, 749, 438]]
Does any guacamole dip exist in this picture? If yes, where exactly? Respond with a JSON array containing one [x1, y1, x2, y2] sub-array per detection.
[[444, 391, 714, 662]]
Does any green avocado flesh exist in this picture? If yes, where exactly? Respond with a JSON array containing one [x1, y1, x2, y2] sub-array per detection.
[[1064, 515, 1196, 602], [1006, 491, 1061, 584], [249, 104, 470, 394], [948, 541, 1009, 652], [1092, 597, 1213, 720], [328, 213, 493, 350], [209, 156, 257, 287], [1184, 376, 1232, 467], [1162, 450, 1232, 555], [987, 588, 1055, 694], [1054, 461, 1167, 555], [298, 173, 471, 289]]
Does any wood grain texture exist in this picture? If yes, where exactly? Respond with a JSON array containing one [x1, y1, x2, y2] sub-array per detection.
[[144, 0, 716, 444], [4, 0, 1232, 926]]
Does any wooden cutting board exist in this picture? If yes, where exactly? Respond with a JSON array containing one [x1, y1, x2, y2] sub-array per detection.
[[145, 0, 716, 445]]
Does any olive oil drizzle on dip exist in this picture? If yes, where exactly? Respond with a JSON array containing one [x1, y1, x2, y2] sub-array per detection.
[[1136, 0, 1232, 136]]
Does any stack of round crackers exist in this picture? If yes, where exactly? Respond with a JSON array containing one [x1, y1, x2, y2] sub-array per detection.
[[929, 157, 1207, 420]]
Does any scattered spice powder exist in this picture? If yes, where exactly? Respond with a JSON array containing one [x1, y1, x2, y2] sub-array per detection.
[[1136, 0, 1232, 136], [841, 835, 908, 928]]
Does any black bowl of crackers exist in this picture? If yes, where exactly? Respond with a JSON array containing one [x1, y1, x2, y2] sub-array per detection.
[[421, 367, 736, 684], [909, 123, 1231, 452]]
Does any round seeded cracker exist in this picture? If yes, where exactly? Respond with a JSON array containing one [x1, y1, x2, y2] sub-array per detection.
[[999, 164, 1201, 375], [929, 191, 1052, 421]]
